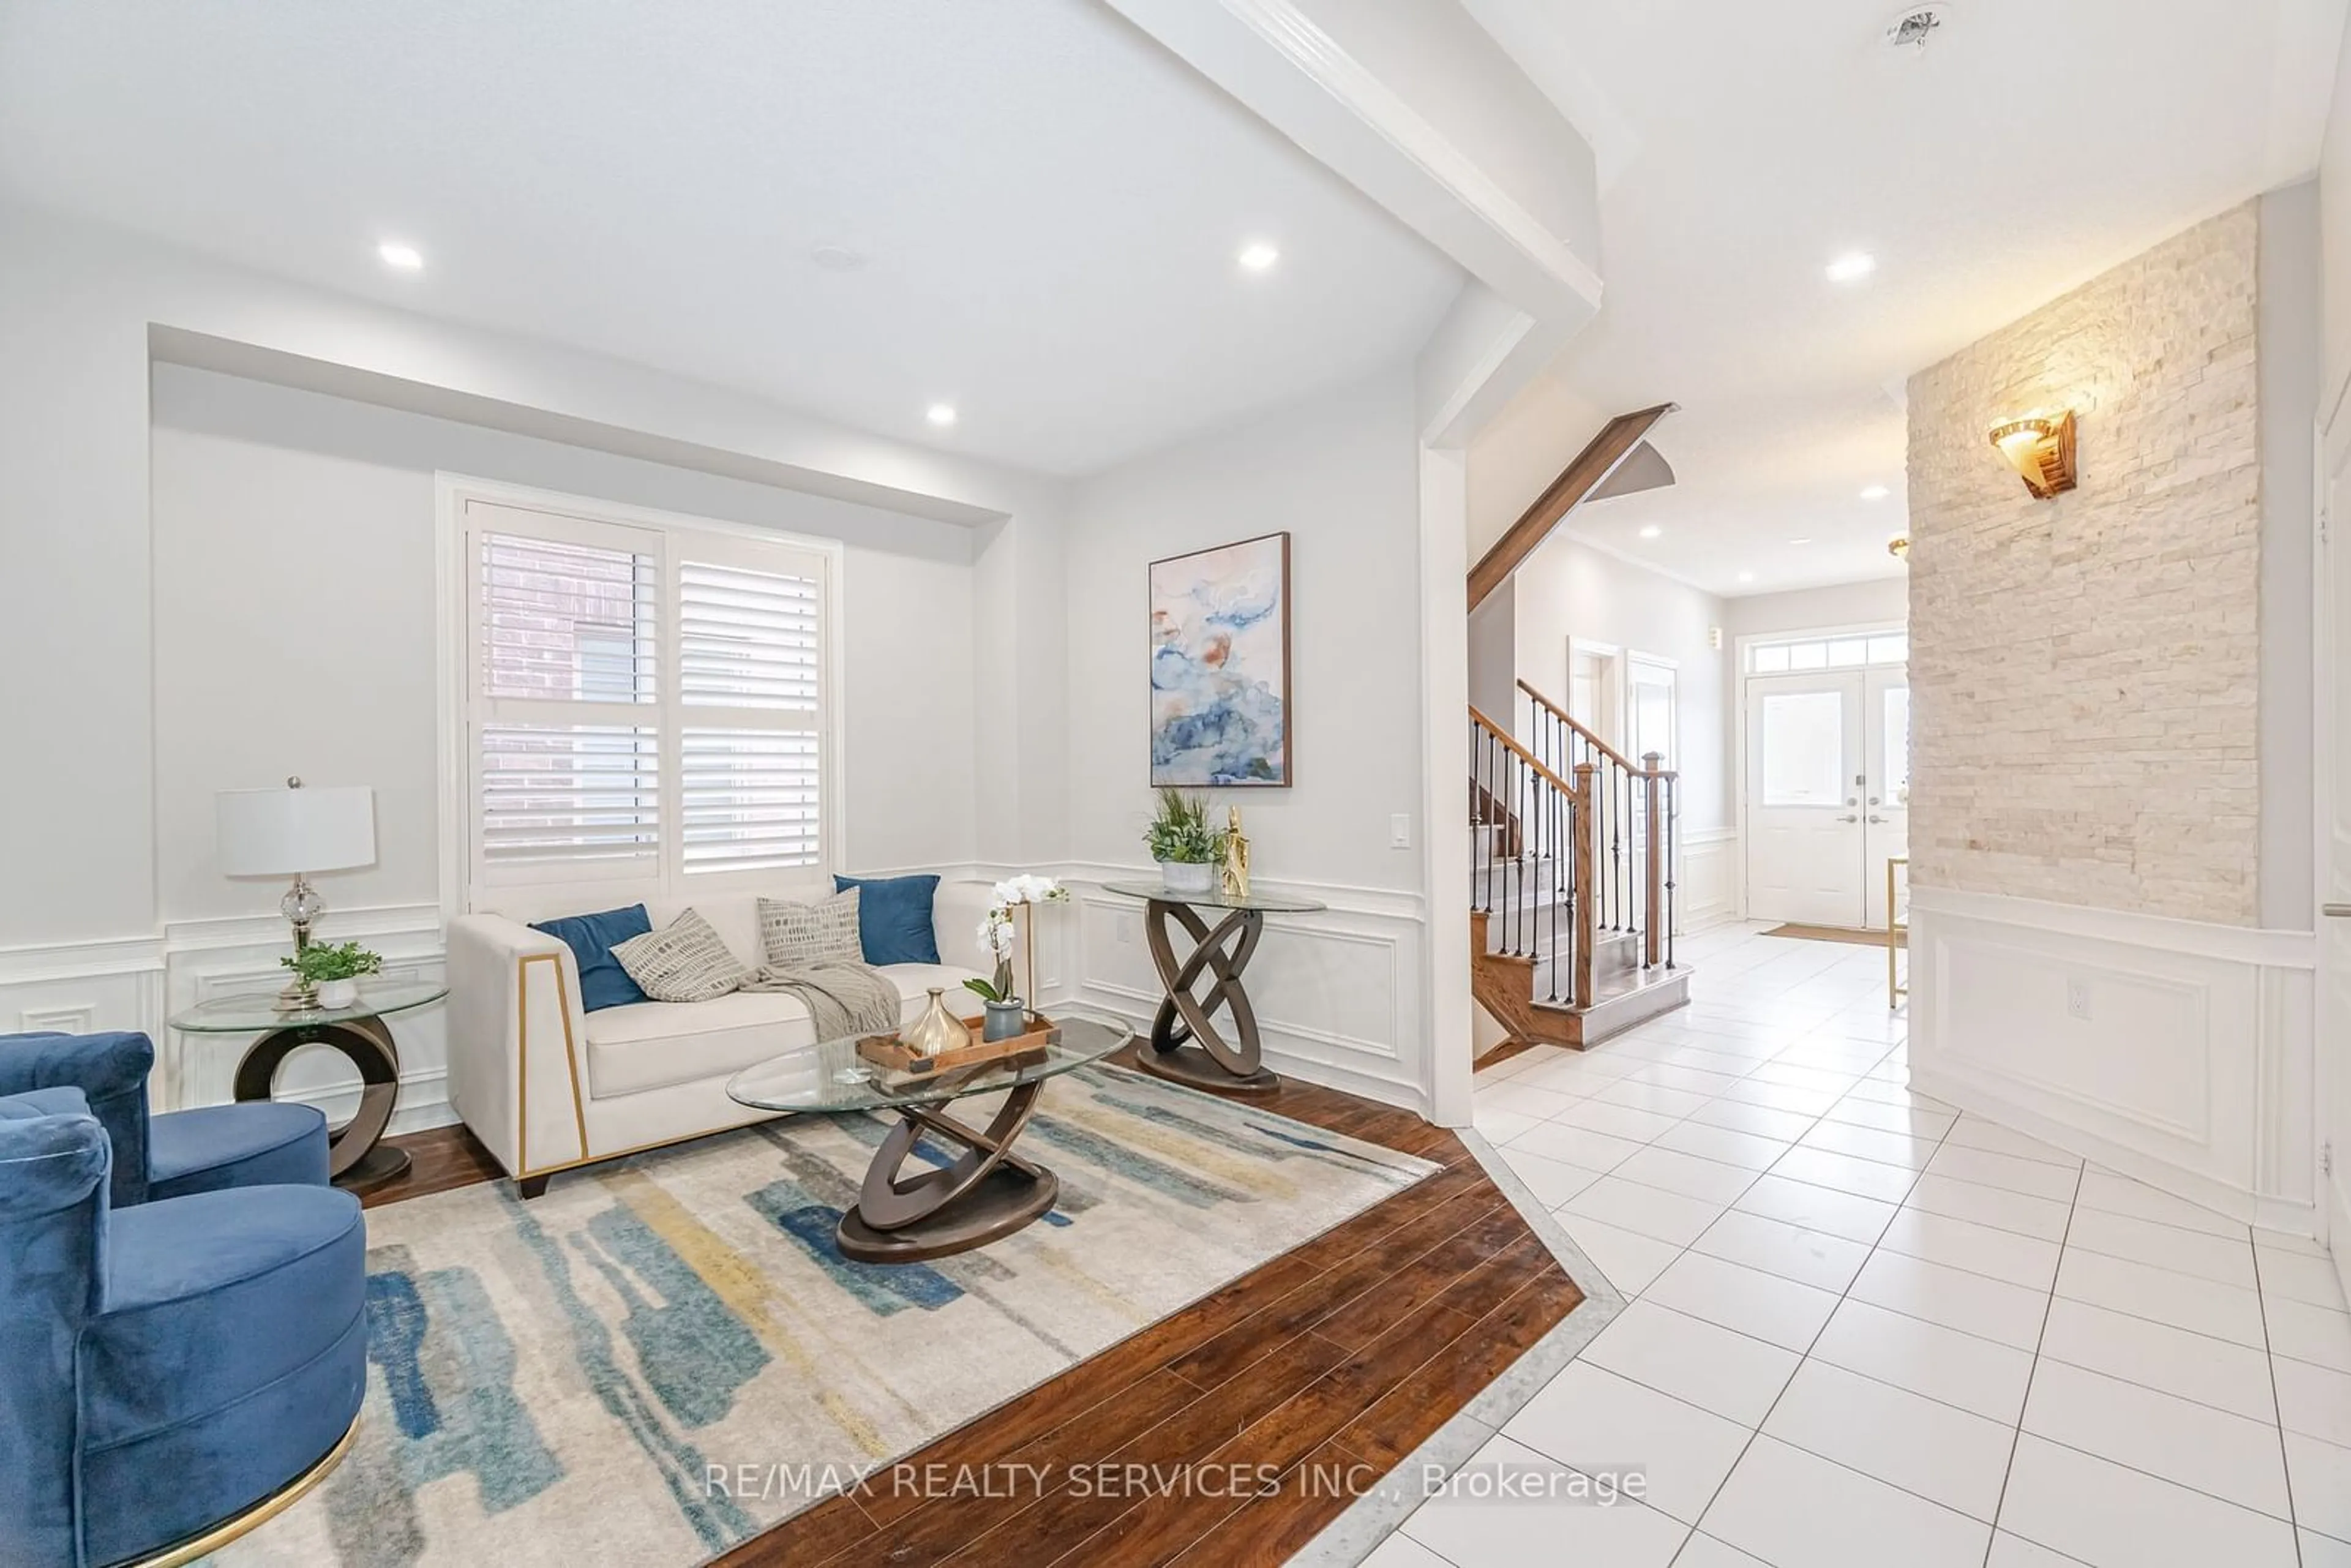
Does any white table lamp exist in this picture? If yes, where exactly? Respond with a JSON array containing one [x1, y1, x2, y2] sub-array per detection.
[[216, 777, 377, 958]]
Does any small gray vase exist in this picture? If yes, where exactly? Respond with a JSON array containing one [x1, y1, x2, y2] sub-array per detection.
[[983, 998, 1028, 1042]]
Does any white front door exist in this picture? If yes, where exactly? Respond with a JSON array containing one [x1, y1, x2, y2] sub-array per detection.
[[1746, 671, 1865, 925], [1863, 666, 1911, 929]]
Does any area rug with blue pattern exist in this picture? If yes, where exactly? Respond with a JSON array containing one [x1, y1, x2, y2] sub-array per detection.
[[220, 1062, 1435, 1566]]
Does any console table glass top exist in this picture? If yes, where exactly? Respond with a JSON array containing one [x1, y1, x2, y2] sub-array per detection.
[[727, 1010, 1133, 1116], [1098, 881, 1328, 914], [170, 980, 449, 1033]]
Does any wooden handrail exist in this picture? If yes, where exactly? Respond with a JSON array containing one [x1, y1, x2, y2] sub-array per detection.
[[1516, 678, 1681, 779], [1468, 403, 1677, 612], [1469, 704, 1584, 801]]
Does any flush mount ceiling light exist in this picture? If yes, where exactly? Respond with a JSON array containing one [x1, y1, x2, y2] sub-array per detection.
[[1638, 525, 1662, 539], [1737, 571, 1756, 583], [1989, 410, 2077, 499], [810, 244, 869, 272], [377, 241, 423, 271], [1826, 251, 1877, 283], [1237, 241, 1280, 272], [1860, 484, 1891, 501], [1788, 537, 1813, 546], [926, 403, 958, 427]]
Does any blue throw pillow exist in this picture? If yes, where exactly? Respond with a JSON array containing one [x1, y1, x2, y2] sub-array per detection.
[[833, 874, 941, 966], [530, 905, 653, 1011]]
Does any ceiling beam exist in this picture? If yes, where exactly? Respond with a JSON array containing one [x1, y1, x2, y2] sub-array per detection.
[[1467, 402, 1677, 610], [1101, 0, 1603, 335]]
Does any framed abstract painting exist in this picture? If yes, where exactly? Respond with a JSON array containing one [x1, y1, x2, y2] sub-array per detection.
[[1149, 532, 1291, 787]]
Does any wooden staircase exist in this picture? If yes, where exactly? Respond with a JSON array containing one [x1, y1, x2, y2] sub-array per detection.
[[1469, 691, 1691, 1054]]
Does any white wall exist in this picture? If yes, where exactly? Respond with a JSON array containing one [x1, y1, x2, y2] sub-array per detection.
[[1065, 370, 1426, 888], [1724, 577, 1908, 639], [149, 364, 981, 925], [1052, 369, 1435, 1106], [2257, 182, 2322, 933], [0, 203, 1071, 953], [1505, 536, 1731, 830]]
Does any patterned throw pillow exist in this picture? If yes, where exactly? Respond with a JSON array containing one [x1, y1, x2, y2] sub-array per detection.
[[611, 909, 749, 1002], [759, 888, 863, 969]]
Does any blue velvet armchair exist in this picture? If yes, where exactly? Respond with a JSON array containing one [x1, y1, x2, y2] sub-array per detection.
[[0, 1036, 367, 1566], [0, 1031, 329, 1207]]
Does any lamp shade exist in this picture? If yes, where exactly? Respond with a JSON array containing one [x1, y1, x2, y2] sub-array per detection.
[[216, 784, 377, 877]]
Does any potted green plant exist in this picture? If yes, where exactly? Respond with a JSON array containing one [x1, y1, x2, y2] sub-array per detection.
[[280, 940, 383, 1010], [1144, 789, 1226, 897]]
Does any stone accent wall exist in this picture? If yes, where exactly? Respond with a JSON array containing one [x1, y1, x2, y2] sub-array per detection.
[[1907, 202, 2262, 924]]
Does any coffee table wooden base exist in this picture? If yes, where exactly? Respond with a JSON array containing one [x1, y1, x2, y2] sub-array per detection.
[[837, 1165, 1061, 1262], [838, 1076, 1064, 1263]]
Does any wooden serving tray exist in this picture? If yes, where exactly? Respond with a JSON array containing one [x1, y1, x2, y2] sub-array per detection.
[[857, 1013, 1063, 1078]]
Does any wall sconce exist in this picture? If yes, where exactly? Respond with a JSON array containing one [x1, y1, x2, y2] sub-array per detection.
[[1988, 411, 2077, 499], [1888, 536, 1910, 561]]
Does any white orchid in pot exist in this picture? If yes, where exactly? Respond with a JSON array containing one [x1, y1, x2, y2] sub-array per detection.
[[964, 874, 1069, 1041]]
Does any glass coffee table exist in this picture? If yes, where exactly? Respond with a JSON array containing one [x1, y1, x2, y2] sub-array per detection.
[[728, 1009, 1133, 1264]]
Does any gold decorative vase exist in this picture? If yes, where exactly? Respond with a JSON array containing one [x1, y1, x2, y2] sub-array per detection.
[[899, 986, 973, 1057]]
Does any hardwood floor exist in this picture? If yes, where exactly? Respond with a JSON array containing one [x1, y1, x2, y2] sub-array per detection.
[[369, 1044, 1586, 1566]]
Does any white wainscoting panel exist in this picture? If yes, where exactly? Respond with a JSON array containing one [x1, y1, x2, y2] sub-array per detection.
[[1056, 864, 1430, 1114], [1680, 827, 1738, 931], [1910, 887, 2319, 1236], [0, 934, 168, 1079]]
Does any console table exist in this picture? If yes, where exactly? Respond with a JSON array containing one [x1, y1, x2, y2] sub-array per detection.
[[170, 981, 446, 1191], [1099, 881, 1327, 1095]]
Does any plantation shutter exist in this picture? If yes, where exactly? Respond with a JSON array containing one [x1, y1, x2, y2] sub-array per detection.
[[465, 503, 664, 890], [673, 540, 827, 876], [457, 493, 836, 910]]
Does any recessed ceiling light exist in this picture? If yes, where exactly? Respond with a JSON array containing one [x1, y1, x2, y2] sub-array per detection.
[[1638, 525, 1662, 539], [810, 244, 869, 272], [378, 241, 423, 271], [1860, 484, 1891, 501], [1237, 241, 1280, 272], [1737, 571, 1756, 583], [926, 403, 958, 427], [1825, 251, 1877, 283], [1788, 537, 1813, 546]]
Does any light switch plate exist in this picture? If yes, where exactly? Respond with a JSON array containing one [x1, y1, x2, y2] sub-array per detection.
[[1390, 813, 1412, 849]]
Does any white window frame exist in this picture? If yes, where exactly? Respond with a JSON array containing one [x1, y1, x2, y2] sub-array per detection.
[[435, 475, 847, 919]]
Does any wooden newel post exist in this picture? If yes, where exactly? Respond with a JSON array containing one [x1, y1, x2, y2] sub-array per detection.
[[1641, 752, 1665, 968], [1572, 761, 1598, 1008]]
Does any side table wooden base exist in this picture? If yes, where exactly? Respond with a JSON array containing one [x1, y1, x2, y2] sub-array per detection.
[[1131, 899, 1282, 1097], [230, 1016, 410, 1193]]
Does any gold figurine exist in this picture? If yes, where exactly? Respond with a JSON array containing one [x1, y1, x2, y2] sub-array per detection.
[[1221, 805, 1251, 899]]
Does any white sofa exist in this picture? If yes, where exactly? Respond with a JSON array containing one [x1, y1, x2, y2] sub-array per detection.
[[445, 882, 993, 1193]]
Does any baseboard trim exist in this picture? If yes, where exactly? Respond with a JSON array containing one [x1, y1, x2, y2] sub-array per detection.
[[1911, 1064, 2315, 1239]]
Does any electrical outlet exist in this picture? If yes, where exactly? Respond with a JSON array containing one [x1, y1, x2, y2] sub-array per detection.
[[2066, 978, 2092, 1022], [1390, 813, 1412, 849]]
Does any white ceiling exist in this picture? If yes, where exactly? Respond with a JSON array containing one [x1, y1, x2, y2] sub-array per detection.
[[0, 0, 1464, 476], [1468, 0, 2348, 598]]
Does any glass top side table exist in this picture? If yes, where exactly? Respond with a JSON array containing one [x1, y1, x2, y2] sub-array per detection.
[[729, 1009, 1134, 1262], [1098, 881, 1328, 1095], [171, 980, 448, 1192]]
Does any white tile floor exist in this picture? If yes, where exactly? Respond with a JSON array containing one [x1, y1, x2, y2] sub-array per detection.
[[1375, 924, 2351, 1568]]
